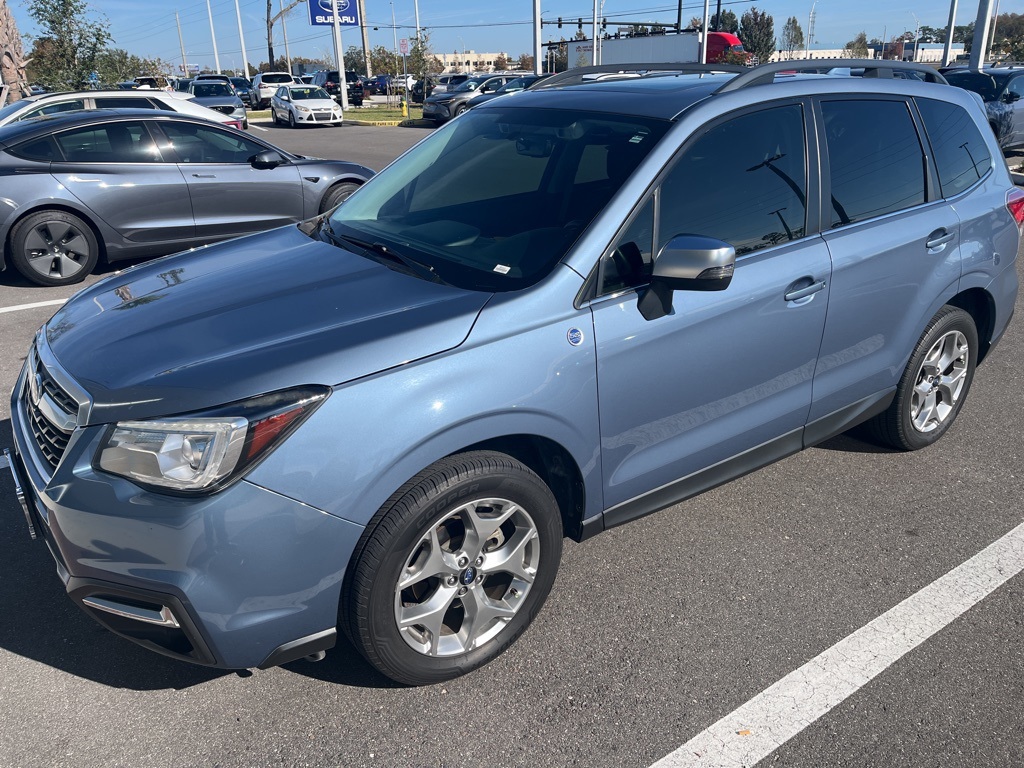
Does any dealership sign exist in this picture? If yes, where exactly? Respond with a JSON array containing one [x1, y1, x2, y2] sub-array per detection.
[[308, 0, 359, 26]]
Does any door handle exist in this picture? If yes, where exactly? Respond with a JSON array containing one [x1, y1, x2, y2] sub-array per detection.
[[925, 229, 955, 249], [784, 280, 826, 302], [191, 173, 216, 178]]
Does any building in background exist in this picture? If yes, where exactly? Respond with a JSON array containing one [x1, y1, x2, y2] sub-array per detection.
[[435, 51, 514, 73]]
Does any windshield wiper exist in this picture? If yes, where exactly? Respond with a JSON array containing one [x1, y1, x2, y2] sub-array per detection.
[[324, 228, 449, 286]]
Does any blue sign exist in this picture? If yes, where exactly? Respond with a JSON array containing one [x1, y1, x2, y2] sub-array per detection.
[[308, 0, 359, 27]]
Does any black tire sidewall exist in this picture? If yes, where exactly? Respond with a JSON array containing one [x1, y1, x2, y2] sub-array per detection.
[[10, 210, 99, 287], [319, 182, 359, 214], [894, 307, 978, 450], [348, 454, 562, 685]]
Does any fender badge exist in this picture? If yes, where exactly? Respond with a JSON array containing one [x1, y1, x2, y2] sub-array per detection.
[[567, 328, 584, 347]]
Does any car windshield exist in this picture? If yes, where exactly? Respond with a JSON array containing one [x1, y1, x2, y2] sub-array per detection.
[[290, 87, 331, 100], [946, 71, 1002, 101], [498, 77, 532, 92], [328, 106, 669, 292], [453, 80, 483, 92], [0, 99, 31, 121], [230, 78, 250, 88], [192, 82, 233, 97], [262, 73, 293, 84]]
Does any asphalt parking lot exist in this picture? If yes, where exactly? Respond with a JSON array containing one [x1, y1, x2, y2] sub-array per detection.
[[1, 125, 1022, 768]]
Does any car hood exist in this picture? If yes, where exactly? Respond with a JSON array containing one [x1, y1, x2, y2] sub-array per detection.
[[45, 226, 492, 424], [291, 98, 337, 109]]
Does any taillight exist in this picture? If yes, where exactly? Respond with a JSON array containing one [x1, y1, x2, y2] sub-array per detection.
[[225, 120, 243, 129], [326, 80, 334, 88], [1007, 188, 1024, 231]]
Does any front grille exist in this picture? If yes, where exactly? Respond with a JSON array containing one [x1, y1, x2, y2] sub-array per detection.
[[211, 105, 234, 115], [23, 351, 78, 473]]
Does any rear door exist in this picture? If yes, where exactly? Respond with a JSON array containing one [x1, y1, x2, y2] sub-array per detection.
[[47, 119, 194, 243], [153, 120, 305, 238], [808, 97, 962, 423]]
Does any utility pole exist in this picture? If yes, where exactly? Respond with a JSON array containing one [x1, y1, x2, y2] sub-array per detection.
[[358, 0, 371, 77], [805, 1, 817, 61], [234, 0, 252, 77], [942, 0, 959, 66], [280, 0, 292, 75], [207, 0, 221, 73], [176, 12, 188, 78], [332, 0, 349, 107], [969, 0, 996, 70], [701, 0, 710, 62], [533, 0, 543, 75], [592, 0, 598, 65]]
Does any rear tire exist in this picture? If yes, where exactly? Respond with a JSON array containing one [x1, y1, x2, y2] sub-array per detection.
[[9, 210, 99, 287], [341, 451, 562, 685], [861, 306, 978, 451]]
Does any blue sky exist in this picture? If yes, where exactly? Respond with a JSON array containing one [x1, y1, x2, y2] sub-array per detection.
[[8, 0, 988, 73]]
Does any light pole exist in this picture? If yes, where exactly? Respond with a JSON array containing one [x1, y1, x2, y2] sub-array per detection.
[[458, 36, 466, 73], [910, 12, 920, 61]]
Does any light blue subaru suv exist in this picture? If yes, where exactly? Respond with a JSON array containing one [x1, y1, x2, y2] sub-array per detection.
[[5, 60, 1020, 685]]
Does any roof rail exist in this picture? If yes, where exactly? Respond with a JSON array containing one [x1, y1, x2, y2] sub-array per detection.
[[533, 62, 747, 90], [714, 58, 948, 94]]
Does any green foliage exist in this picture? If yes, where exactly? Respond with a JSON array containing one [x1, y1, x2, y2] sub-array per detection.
[[516, 53, 534, 71], [710, 11, 739, 34], [94, 49, 169, 85], [738, 7, 775, 64], [781, 16, 804, 56], [846, 32, 869, 58], [25, 0, 112, 90]]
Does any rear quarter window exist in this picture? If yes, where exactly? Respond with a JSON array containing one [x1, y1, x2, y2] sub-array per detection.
[[916, 97, 992, 198]]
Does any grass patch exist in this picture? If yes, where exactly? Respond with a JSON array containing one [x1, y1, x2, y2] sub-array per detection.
[[348, 105, 424, 122]]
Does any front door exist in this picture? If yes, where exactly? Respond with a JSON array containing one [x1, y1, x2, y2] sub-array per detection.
[[154, 120, 305, 239], [590, 103, 832, 512]]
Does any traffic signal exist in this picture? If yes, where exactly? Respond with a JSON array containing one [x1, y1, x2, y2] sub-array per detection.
[[557, 17, 562, 29], [602, 18, 607, 31], [578, 18, 583, 31]]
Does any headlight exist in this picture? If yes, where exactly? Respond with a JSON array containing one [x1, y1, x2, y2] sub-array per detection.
[[96, 386, 329, 494], [296, 105, 310, 113]]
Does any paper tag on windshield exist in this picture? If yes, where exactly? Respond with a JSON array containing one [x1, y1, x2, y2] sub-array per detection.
[[493, 264, 511, 274]]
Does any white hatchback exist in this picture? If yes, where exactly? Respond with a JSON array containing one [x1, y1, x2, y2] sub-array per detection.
[[270, 85, 343, 127], [0, 90, 245, 129]]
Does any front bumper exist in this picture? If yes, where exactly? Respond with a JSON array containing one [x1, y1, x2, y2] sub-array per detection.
[[7, 349, 364, 669], [422, 101, 451, 120]]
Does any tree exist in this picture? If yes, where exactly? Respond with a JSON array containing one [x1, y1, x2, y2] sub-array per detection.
[[780, 16, 804, 58], [689, 17, 703, 31], [94, 48, 169, 85], [25, 0, 111, 90], [845, 31, 869, 58], [574, 29, 589, 68], [516, 53, 534, 71], [738, 8, 775, 65], [493, 53, 509, 71], [710, 11, 738, 34]]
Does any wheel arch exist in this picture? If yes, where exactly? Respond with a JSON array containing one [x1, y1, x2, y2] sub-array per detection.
[[947, 287, 996, 363], [317, 177, 366, 214], [3, 202, 108, 271]]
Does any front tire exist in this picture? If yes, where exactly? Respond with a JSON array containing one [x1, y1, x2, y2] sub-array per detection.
[[863, 306, 978, 450], [318, 182, 360, 214], [9, 210, 99, 286], [342, 451, 563, 685], [288, 110, 297, 128]]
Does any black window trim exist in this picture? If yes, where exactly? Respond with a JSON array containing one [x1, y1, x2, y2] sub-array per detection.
[[577, 96, 819, 307], [812, 94, 937, 232], [147, 118, 282, 165], [912, 96, 994, 201]]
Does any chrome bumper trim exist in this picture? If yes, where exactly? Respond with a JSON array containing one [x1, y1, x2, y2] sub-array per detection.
[[81, 596, 182, 629], [2, 448, 36, 540]]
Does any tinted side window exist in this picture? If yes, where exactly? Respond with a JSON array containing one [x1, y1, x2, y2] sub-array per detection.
[[160, 122, 265, 163], [53, 121, 161, 162], [94, 97, 157, 109], [822, 100, 925, 228], [658, 104, 807, 257], [917, 97, 992, 198], [18, 99, 86, 121], [9, 136, 62, 162]]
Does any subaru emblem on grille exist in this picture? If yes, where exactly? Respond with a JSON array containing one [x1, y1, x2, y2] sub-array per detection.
[[30, 373, 43, 407]]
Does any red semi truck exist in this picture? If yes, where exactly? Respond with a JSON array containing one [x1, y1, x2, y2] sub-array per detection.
[[585, 30, 751, 66]]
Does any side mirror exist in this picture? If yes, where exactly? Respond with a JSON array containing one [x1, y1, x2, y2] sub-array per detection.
[[638, 235, 736, 321], [1004, 91, 1021, 103], [251, 150, 286, 169]]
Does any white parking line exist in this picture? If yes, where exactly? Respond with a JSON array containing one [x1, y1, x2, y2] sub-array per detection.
[[651, 520, 1024, 768], [251, 125, 269, 132], [0, 299, 66, 315]]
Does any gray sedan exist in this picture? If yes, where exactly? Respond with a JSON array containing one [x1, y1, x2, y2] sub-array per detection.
[[0, 110, 373, 286], [188, 80, 249, 129]]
